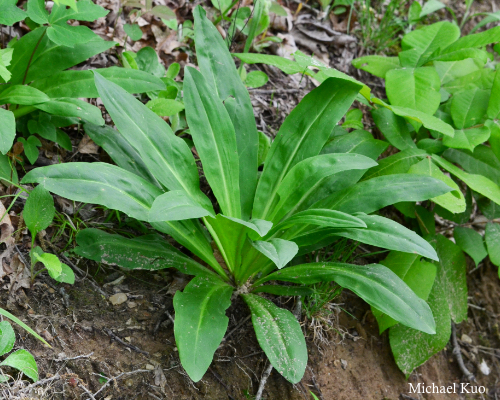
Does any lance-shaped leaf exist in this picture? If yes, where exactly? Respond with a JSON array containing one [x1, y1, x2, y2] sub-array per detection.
[[268, 209, 366, 237], [221, 215, 273, 237], [315, 174, 452, 215], [241, 294, 307, 384], [296, 214, 438, 260], [253, 77, 362, 220], [149, 190, 214, 222], [74, 228, 216, 277], [183, 67, 241, 218], [372, 251, 437, 333], [256, 262, 436, 334], [94, 72, 210, 210], [0, 109, 15, 155], [34, 98, 104, 126], [453, 227, 487, 266], [32, 68, 165, 98], [0, 85, 49, 105], [194, 7, 258, 220], [372, 98, 454, 137], [488, 69, 500, 119], [443, 146, 500, 186], [321, 129, 389, 160], [432, 154, 500, 205], [24, 185, 55, 238], [252, 239, 298, 270], [0, 308, 49, 347], [407, 158, 465, 214], [22, 162, 162, 221], [271, 153, 377, 222], [83, 123, 161, 187], [252, 285, 314, 297], [174, 275, 233, 382], [363, 148, 428, 179]]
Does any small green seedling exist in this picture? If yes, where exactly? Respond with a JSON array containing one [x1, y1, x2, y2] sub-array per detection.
[[23, 185, 74, 284]]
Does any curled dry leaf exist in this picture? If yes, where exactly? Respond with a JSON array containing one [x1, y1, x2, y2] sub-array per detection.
[[269, 6, 293, 32], [78, 135, 100, 154], [6, 253, 31, 292], [0, 200, 15, 280]]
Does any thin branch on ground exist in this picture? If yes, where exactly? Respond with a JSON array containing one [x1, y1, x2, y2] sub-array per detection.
[[92, 369, 150, 398], [255, 362, 273, 400], [79, 382, 97, 400], [104, 328, 149, 356], [451, 323, 475, 382], [54, 352, 94, 362]]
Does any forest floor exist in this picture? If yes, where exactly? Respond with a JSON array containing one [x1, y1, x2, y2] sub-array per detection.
[[1, 0, 500, 399]]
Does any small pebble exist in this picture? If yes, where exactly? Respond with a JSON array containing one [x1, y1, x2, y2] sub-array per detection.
[[461, 334, 473, 344], [127, 301, 137, 309], [109, 293, 127, 306], [145, 364, 155, 370], [48, 288, 55, 294], [479, 359, 491, 375], [340, 359, 348, 370]]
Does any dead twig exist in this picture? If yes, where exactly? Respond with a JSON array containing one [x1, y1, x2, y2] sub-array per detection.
[[104, 328, 149, 356], [255, 362, 273, 400], [452, 323, 475, 382], [92, 369, 150, 398], [79, 382, 97, 400]]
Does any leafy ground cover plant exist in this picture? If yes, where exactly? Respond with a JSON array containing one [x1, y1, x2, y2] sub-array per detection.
[[350, 16, 500, 375], [352, 19, 500, 271], [21, 6, 456, 384], [0, 0, 166, 176], [0, 320, 38, 382]]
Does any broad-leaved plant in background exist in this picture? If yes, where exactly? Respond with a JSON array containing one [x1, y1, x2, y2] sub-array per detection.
[[0, 0, 166, 176], [22, 7, 455, 383], [351, 18, 500, 375]]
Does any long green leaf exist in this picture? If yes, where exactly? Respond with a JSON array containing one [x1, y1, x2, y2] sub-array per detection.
[[268, 209, 366, 236], [74, 228, 215, 277], [194, 6, 258, 220], [0, 109, 15, 155], [351, 55, 400, 78], [485, 223, 500, 268], [149, 190, 214, 221], [432, 154, 500, 205], [321, 129, 389, 160], [83, 122, 161, 187], [22, 162, 162, 221], [271, 153, 377, 222], [174, 275, 233, 382], [253, 77, 361, 219], [314, 174, 452, 215], [441, 25, 500, 53], [183, 67, 241, 218], [93, 72, 210, 210], [257, 262, 436, 334], [31, 67, 166, 98], [241, 294, 307, 384], [0, 308, 49, 347], [362, 148, 427, 180], [0, 85, 49, 105], [34, 98, 104, 125]]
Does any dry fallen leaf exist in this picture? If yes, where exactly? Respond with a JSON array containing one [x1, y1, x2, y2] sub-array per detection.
[[78, 135, 100, 154]]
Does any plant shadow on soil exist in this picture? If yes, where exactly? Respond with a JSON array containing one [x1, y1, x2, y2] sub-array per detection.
[[1, 254, 499, 400]]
